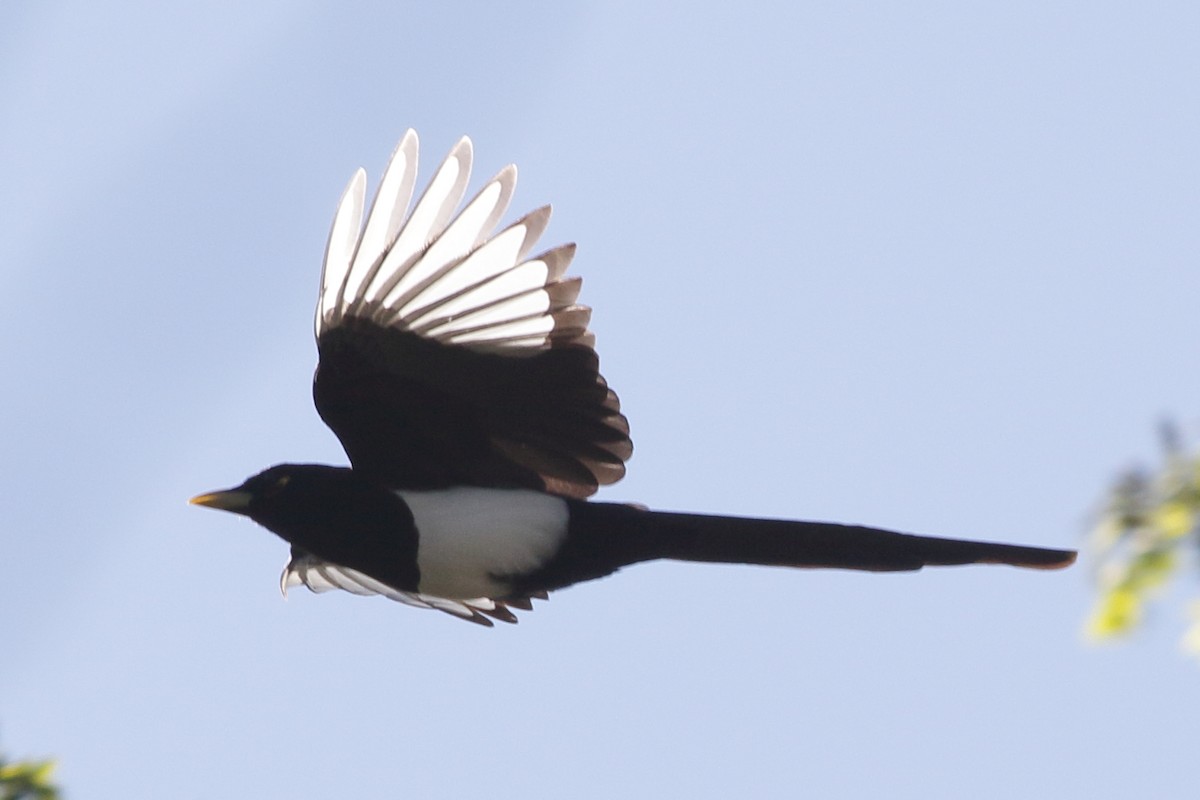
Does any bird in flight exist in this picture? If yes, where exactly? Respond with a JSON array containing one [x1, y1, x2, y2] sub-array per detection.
[[191, 130, 1076, 626]]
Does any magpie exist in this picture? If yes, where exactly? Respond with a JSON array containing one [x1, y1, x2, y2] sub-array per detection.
[[191, 130, 1076, 626]]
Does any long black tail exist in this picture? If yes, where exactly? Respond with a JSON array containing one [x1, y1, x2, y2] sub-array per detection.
[[526, 501, 1076, 593], [644, 510, 1077, 572]]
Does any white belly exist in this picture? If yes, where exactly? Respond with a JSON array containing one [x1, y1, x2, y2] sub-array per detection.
[[398, 487, 570, 599]]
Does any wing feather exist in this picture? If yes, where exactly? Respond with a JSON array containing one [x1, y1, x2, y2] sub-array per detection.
[[281, 549, 536, 626], [357, 136, 475, 315], [312, 131, 632, 497], [338, 130, 420, 324], [315, 169, 366, 337]]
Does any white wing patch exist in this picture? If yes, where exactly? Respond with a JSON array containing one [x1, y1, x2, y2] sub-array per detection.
[[280, 550, 544, 627], [314, 129, 591, 352]]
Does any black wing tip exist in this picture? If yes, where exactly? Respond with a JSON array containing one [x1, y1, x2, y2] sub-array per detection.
[[463, 612, 496, 627], [478, 603, 520, 624], [457, 593, 549, 627]]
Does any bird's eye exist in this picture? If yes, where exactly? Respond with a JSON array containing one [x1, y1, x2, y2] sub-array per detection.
[[266, 475, 291, 495]]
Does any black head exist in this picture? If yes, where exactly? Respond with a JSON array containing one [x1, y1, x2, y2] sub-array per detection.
[[190, 463, 357, 523], [190, 464, 419, 589], [190, 463, 385, 550]]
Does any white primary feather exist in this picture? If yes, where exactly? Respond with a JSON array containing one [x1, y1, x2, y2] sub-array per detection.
[[406, 259, 552, 330], [314, 130, 590, 352], [376, 164, 515, 310], [314, 169, 365, 337], [336, 130, 420, 324], [395, 206, 552, 323], [359, 136, 474, 309], [424, 288, 552, 340]]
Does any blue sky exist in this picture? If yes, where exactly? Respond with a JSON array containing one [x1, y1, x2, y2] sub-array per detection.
[[3, 2, 1199, 797]]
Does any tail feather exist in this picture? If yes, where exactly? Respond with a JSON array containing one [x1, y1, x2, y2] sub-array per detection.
[[519, 501, 1076, 595], [647, 511, 1077, 572]]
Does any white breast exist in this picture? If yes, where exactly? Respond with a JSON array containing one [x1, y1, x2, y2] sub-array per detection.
[[398, 487, 570, 599]]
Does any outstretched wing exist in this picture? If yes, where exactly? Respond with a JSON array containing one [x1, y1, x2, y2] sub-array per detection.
[[312, 131, 632, 498]]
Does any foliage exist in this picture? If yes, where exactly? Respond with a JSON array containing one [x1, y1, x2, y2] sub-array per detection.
[[1086, 423, 1200, 657], [0, 753, 60, 800]]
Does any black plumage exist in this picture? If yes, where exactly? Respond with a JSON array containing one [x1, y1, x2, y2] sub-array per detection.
[[191, 130, 1075, 626], [314, 318, 628, 496]]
